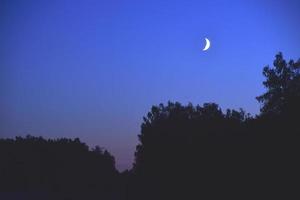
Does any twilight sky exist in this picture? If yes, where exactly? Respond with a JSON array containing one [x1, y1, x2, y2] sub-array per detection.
[[1, 0, 300, 170]]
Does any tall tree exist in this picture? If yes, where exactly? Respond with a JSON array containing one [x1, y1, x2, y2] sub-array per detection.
[[256, 52, 300, 116]]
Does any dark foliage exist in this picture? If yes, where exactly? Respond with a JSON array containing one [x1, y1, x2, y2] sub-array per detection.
[[256, 52, 300, 136], [129, 102, 254, 199], [257, 52, 300, 116], [1, 52, 299, 199], [0, 136, 121, 200], [128, 52, 300, 199]]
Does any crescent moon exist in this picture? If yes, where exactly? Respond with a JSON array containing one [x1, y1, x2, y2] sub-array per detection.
[[203, 38, 210, 51]]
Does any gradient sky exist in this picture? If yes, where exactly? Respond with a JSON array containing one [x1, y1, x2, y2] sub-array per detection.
[[1, 0, 300, 170]]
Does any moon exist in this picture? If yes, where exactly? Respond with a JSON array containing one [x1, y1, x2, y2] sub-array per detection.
[[203, 38, 210, 51]]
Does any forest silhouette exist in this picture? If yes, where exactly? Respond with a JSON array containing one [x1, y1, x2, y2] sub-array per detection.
[[0, 52, 299, 199]]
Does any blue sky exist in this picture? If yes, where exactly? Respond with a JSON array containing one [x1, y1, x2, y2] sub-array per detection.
[[1, 0, 300, 170]]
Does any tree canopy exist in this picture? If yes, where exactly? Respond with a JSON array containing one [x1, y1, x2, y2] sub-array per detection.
[[1, 52, 299, 200], [129, 52, 300, 200], [257, 52, 300, 116], [0, 135, 120, 200]]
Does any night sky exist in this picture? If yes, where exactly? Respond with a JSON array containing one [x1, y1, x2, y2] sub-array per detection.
[[1, 0, 300, 170]]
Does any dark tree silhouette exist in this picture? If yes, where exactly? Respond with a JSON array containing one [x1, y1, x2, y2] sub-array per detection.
[[128, 53, 300, 199], [257, 52, 300, 117], [1, 52, 299, 200], [130, 102, 254, 199], [0, 136, 121, 200], [255, 53, 300, 136]]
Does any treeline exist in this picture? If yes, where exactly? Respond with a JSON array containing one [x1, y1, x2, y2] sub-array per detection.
[[0, 136, 121, 200], [128, 52, 300, 199], [0, 52, 299, 199]]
